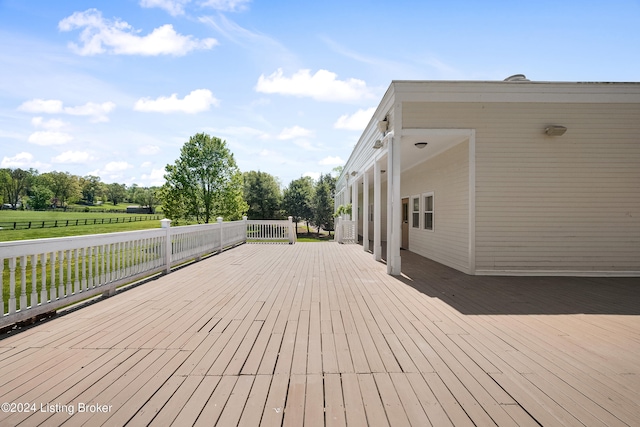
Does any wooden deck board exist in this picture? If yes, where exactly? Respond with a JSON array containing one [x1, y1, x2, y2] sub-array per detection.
[[0, 242, 638, 426]]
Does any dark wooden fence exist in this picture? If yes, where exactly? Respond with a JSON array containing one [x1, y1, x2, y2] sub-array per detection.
[[0, 215, 162, 231]]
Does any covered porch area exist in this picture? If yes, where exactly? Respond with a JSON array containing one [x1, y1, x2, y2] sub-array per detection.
[[1, 242, 639, 426]]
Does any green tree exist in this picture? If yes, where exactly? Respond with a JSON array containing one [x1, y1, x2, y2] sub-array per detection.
[[243, 171, 282, 219], [0, 168, 35, 209], [160, 133, 247, 223], [27, 185, 54, 210], [135, 187, 160, 214], [127, 183, 140, 203], [105, 183, 127, 206], [313, 173, 336, 236], [283, 176, 314, 235], [81, 175, 103, 204], [40, 171, 81, 207]]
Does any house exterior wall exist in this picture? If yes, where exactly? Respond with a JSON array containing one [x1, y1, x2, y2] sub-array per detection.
[[358, 185, 388, 242], [403, 101, 640, 274], [401, 140, 469, 272]]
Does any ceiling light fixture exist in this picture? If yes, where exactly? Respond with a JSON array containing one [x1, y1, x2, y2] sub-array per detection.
[[544, 125, 567, 136], [414, 142, 428, 149]]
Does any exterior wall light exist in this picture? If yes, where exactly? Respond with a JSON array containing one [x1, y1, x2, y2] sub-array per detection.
[[414, 142, 428, 149], [544, 125, 567, 136], [377, 119, 388, 134]]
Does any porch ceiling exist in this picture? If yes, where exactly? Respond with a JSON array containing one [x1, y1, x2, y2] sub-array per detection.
[[400, 129, 468, 171]]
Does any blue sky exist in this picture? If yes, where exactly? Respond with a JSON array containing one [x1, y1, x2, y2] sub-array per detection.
[[1, 0, 639, 187]]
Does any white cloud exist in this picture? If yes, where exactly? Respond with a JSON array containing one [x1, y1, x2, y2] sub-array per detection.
[[140, 168, 166, 186], [303, 171, 320, 181], [19, 99, 115, 122], [58, 8, 218, 56], [31, 117, 69, 130], [27, 131, 73, 146], [255, 68, 375, 103], [141, 161, 152, 168], [51, 151, 93, 164], [138, 145, 161, 155], [18, 99, 63, 114], [104, 161, 134, 172], [200, 0, 251, 12], [277, 125, 314, 140], [334, 107, 375, 131], [1, 152, 38, 168], [134, 89, 219, 113], [139, 0, 190, 16], [293, 140, 321, 152], [318, 156, 344, 166], [64, 101, 116, 122]]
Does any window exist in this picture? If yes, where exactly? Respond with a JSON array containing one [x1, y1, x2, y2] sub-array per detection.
[[412, 197, 420, 228], [423, 192, 434, 231]]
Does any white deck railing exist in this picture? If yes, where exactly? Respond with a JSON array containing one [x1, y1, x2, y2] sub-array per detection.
[[246, 216, 296, 244], [0, 217, 251, 328], [336, 217, 356, 244]]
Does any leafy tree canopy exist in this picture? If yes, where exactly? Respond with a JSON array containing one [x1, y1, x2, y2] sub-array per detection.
[[283, 176, 315, 233], [160, 133, 247, 223], [243, 170, 282, 220]]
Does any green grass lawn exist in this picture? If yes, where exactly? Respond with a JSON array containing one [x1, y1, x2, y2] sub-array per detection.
[[294, 224, 334, 242], [0, 210, 163, 242]]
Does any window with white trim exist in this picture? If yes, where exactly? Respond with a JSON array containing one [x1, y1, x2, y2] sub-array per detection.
[[412, 196, 420, 228], [423, 192, 434, 231]]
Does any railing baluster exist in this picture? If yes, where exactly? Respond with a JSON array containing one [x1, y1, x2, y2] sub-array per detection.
[[116, 242, 122, 280], [50, 252, 57, 300], [88, 246, 94, 289], [74, 248, 80, 293], [106, 244, 111, 283], [58, 251, 64, 298], [31, 254, 38, 307], [20, 255, 27, 310], [66, 250, 72, 296], [101, 245, 106, 285], [81, 247, 87, 291], [40, 253, 47, 303], [8, 258, 16, 314], [95, 245, 100, 288]]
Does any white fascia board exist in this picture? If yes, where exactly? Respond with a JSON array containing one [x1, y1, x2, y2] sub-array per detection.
[[391, 80, 640, 104]]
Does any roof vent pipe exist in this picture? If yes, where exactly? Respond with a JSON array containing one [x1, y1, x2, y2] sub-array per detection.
[[504, 74, 530, 82]]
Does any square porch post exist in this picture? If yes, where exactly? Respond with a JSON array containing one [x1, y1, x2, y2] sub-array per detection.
[[373, 159, 382, 261], [387, 134, 401, 275], [352, 175, 359, 243], [363, 171, 370, 252]]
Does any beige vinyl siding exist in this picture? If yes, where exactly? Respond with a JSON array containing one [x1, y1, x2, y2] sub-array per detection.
[[401, 140, 469, 272], [404, 102, 640, 273]]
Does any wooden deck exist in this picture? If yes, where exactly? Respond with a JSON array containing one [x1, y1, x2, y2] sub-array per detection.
[[1, 242, 639, 426]]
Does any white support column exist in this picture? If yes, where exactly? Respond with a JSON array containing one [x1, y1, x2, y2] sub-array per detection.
[[387, 134, 402, 275], [363, 171, 370, 252], [352, 176, 359, 243], [373, 159, 382, 261]]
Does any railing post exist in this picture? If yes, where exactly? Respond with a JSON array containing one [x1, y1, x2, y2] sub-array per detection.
[[336, 217, 342, 244], [243, 216, 248, 243], [161, 218, 172, 274], [288, 216, 295, 244], [217, 217, 224, 253]]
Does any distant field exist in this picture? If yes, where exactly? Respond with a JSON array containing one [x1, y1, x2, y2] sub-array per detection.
[[0, 211, 164, 242]]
